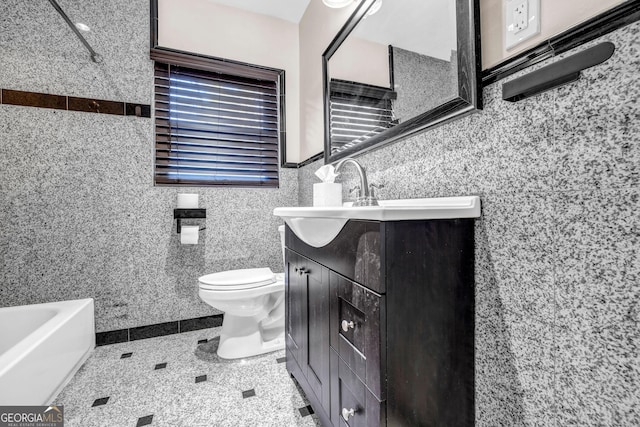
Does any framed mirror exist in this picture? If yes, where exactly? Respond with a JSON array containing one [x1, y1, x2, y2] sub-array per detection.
[[323, 0, 481, 163]]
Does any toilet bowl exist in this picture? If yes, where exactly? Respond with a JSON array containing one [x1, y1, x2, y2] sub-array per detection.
[[197, 226, 286, 359]]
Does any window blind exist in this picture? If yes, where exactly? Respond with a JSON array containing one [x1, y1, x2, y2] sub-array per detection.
[[152, 51, 283, 187], [329, 80, 397, 154]]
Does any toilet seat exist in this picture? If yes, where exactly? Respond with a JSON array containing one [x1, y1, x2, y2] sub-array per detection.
[[199, 268, 277, 291]]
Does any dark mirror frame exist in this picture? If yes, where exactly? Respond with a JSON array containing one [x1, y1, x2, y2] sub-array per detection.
[[323, 0, 482, 163]]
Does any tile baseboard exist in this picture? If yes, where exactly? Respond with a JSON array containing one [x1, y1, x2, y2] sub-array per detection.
[[96, 314, 223, 346]]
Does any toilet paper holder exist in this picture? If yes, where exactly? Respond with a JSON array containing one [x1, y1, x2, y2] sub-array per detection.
[[174, 209, 206, 233]]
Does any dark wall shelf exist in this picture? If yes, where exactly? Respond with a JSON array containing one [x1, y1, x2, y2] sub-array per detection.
[[174, 208, 206, 233], [502, 42, 615, 102]]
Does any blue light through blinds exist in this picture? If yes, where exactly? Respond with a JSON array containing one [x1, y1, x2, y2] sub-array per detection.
[[154, 63, 280, 187], [329, 80, 397, 155]]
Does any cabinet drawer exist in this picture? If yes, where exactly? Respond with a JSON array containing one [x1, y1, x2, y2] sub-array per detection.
[[331, 349, 385, 427], [330, 272, 385, 400]]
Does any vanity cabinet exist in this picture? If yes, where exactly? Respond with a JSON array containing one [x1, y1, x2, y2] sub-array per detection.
[[285, 250, 331, 416], [284, 219, 475, 427]]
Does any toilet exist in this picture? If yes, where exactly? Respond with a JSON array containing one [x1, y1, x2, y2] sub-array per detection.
[[198, 226, 286, 359]]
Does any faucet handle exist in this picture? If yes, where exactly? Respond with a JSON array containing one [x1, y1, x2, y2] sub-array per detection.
[[369, 183, 384, 198]]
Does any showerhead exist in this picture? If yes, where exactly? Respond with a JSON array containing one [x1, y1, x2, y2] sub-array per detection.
[[48, 0, 102, 64]]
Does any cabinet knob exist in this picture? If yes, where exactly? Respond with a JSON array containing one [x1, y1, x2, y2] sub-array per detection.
[[298, 267, 307, 275], [342, 407, 355, 421], [294, 267, 298, 273], [341, 320, 355, 332]]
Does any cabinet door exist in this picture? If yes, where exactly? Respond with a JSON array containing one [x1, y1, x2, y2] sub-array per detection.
[[285, 249, 304, 365], [299, 256, 331, 415]]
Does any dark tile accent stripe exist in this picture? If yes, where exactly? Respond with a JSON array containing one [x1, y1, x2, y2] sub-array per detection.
[[154, 363, 167, 370], [2, 89, 66, 110], [125, 103, 151, 117], [96, 328, 129, 346], [120, 352, 133, 359], [96, 314, 223, 346], [68, 96, 124, 115], [242, 389, 256, 399], [195, 375, 207, 384], [91, 397, 109, 407], [130, 321, 178, 341], [136, 415, 153, 427], [197, 339, 208, 345], [299, 405, 314, 417], [276, 356, 286, 364], [180, 315, 223, 333], [0, 88, 150, 118]]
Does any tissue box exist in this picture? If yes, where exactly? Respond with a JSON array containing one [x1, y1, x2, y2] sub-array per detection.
[[313, 183, 343, 207]]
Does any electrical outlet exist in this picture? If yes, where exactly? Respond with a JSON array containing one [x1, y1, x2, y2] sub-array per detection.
[[512, 1, 528, 32], [505, 0, 540, 50]]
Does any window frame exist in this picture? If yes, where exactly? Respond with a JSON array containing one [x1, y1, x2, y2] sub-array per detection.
[[150, 47, 286, 188]]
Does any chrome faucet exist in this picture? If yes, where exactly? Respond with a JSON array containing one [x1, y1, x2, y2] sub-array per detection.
[[334, 158, 381, 206]]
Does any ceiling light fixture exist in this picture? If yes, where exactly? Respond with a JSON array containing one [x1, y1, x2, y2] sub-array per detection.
[[322, 0, 353, 8]]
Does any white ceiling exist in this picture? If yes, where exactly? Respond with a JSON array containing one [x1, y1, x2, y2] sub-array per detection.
[[205, 0, 312, 23], [204, 0, 457, 61]]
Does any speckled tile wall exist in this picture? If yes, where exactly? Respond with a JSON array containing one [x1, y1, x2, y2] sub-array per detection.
[[299, 22, 640, 426], [0, 0, 297, 332], [392, 46, 458, 120], [0, 0, 150, 104]]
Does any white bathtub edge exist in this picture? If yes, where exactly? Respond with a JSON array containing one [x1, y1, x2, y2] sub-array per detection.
[[45, 344, 94, 405], [0, 298, 96, 405], [0, 299, 95, 377]]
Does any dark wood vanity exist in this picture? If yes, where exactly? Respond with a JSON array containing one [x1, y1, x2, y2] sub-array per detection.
[[284, 219, 475, 426]]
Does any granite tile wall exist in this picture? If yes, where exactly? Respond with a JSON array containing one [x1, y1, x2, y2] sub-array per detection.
[[392, 46, 458, 121], [299, 22, 640, 426], [0, 0, 297, 332]]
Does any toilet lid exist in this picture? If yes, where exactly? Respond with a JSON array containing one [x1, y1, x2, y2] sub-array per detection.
[[198, 268, 277, 291]]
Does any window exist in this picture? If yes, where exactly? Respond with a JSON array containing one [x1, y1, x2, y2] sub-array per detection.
[[151, 49, 284, 187], [329, 79, 397, 155]]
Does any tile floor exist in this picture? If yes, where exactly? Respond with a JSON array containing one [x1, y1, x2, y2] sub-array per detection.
[[54, 327, 322, 427]]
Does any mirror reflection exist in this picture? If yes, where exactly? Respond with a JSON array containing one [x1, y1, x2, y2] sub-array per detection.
[[326, 0, 461, 156]]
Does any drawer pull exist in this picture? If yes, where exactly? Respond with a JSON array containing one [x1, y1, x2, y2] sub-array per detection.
[[298, 267, 307, 275], [341, 320, 355, 332], [342, 407, 356, 421]]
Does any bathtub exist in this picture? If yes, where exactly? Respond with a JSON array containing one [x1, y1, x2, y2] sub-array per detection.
[[0, 298, 95, 405]]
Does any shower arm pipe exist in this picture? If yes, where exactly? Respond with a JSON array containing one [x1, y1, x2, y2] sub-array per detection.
[[47, 0, 102, 63]]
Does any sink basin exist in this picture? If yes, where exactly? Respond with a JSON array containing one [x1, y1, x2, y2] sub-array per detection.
[[274, 196, 481, 247]]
